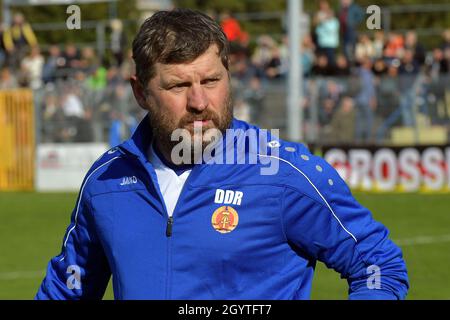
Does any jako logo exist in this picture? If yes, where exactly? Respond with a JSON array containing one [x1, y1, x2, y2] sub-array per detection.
[[120, 176, 138, 186], [214, 189, 243, 206]]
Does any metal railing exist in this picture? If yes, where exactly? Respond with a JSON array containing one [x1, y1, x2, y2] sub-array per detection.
[[33, 70, 450, 147]]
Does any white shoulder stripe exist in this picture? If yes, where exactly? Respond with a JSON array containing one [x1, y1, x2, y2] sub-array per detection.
[[59, 156, 122, 262], [258, 154, 358, 243]]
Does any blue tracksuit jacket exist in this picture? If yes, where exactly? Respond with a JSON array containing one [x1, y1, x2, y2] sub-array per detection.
[[36, 116, 409, 300]]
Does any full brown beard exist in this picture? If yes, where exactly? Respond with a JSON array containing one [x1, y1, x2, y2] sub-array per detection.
[[146, 91, 233, 164]]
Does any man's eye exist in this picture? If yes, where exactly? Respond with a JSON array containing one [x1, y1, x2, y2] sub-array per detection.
[[169, 84, 188, 91], [202, 78, 219, 85]]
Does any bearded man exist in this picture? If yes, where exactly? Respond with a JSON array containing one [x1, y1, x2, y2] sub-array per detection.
[[36, 9, 408, 300]]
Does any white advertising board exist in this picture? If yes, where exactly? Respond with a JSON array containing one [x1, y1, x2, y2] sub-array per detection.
[[36, 143, 109, 191]]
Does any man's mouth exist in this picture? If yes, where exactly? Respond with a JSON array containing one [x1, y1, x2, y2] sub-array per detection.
[[194, 120, 211, 125], [185, 119, 213, 127]]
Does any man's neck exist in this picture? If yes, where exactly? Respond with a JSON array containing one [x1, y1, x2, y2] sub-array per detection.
[[153, 141, 173, 166], [152, 141, 195, 174]]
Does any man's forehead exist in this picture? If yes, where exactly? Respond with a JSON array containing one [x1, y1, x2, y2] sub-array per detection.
[[155, 45, 224, 79]]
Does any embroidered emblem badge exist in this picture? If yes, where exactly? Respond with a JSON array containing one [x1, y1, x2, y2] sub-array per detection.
[[211, 206, 239, 234]]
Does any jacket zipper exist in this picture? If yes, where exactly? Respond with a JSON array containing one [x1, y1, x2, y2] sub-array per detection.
[[163, 167, 201, 299], [164, 165, 199, 238], [166, 216, 173, 237], [132, 152, 201, 298]]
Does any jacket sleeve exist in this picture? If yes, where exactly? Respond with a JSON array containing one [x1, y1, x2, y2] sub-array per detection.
[[35, 190, 111, 300], [281, 156, 409, 300]]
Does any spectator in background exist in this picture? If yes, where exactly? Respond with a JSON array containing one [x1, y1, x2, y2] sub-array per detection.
[[312, 53, 333, 76], [6, 13, 38, 69], [20, 46, 44, 89], [301, 34, 316, 77], [430, 48, 449, 76], [319, 80, 343, 126], [111, 82, 133, 116], [76, 108, 94, 142], [220, 11, 249, 52], [404, 31, 426, 66], [334, 53, 351, 76], [338, 0, 364, 63], [314, 0, 339, 66], [384, 32, 404, 61], [372, 58, 387, 76], [242, 76, 265, 122], [400, 50, 421, 121], [444, 48, 450, 74], [41, 92, 69, 143], [42, 45, 64, 84], [373, 30, 385, 60], [265, 46, 284, 79], [355, 34, 375, 63], [220, 11, 248, 44], [399, 49, 420, 84], [42, 92, 59, 121], [0, 67, 18, 89], [439, 30, 450, 74], [85, 63, 108, 125], [355, 58, 376, 142], [314, 1, 332, 31], [109, 110, 126, 147], [428, 47, 449, 124], [62, 87, 84, 119], [60, 43, 81, 78], [108, 109, 137, 147], [0, 24, 14, 68], [106, 65, 122, 88], [230, 51, 264, 123], [442, 29, 450, 50], [103, 66, 124, 118], [79, 46, 98, 74], [376, 62, 400, 126], [110, 19, 127, 67], [120, 48, 135, 81], [278, 35, 290, 77], [251, 35, 276, 79], [230, 51, 253, 82], [326, 96, 356, 144], [46, 84, 93, 142], [376, 60, 421, 142], [86, 64, 108, 91]]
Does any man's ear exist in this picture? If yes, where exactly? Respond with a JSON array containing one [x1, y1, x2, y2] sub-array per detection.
[[130, 75, 149, 110]]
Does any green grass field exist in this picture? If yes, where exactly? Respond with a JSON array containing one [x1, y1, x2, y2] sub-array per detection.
[[0, 192, 449, 300]]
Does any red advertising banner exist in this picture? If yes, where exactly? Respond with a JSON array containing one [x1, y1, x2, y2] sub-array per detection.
[[319, 145, 450, 192]]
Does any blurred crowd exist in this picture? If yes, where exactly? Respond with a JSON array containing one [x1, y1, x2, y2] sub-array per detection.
[[224, 0, 450, 144], [0, 13, 140, 145], [0, 1, 449, 145]]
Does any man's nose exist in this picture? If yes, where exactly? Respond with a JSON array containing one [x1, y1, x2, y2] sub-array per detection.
[[187, 84, 208, 112]]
